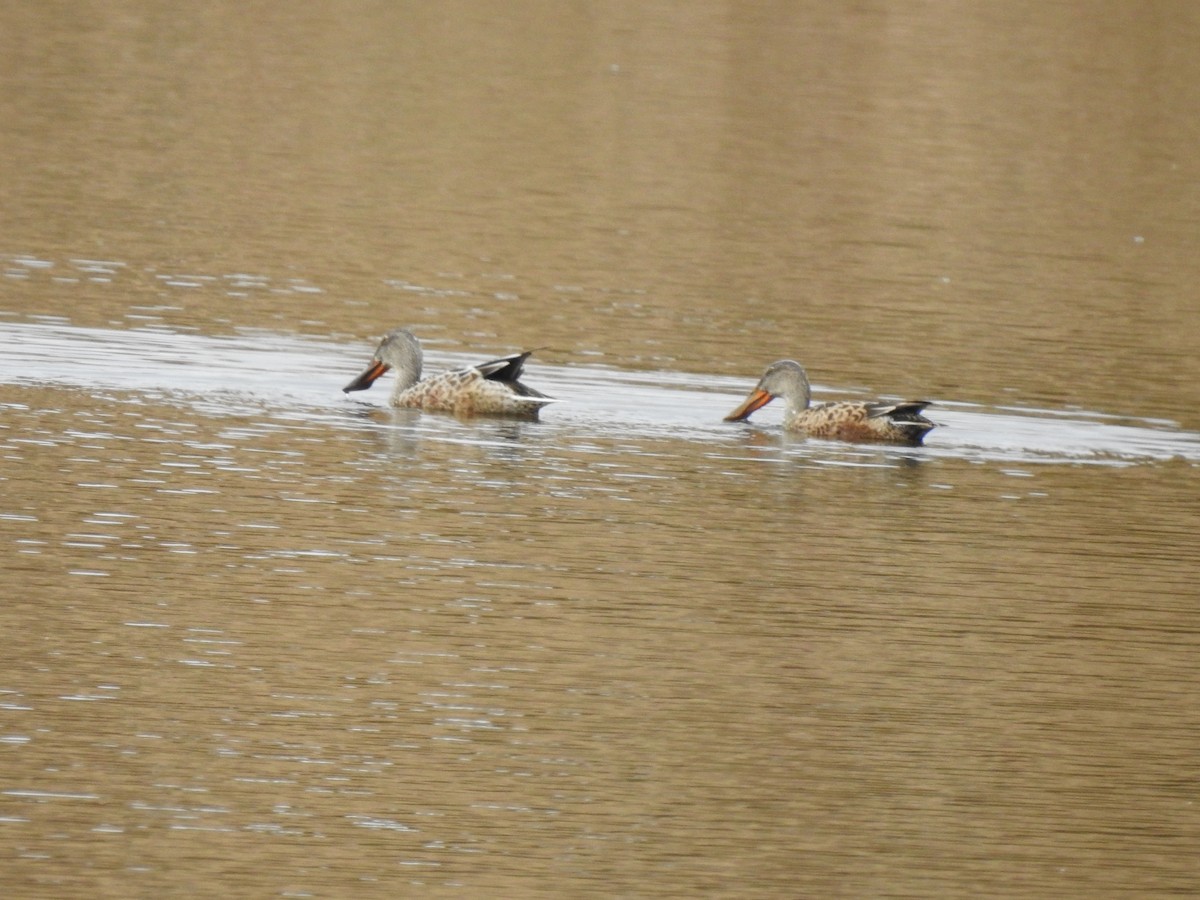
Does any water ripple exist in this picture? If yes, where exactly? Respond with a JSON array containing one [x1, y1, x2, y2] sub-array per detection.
[[1, 320, 1197, 466]]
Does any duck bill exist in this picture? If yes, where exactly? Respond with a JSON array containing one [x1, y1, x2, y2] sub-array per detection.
[[343, 359, 390, 393], [724, 388, 774, 422]]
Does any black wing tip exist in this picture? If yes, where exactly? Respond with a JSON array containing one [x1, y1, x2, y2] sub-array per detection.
[[867, 400, 934, 419], [480, 350, 537, 383]]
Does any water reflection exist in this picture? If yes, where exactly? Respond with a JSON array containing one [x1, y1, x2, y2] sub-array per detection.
[[3, 318, 1198, 467], [3, 318, 1198, 898]]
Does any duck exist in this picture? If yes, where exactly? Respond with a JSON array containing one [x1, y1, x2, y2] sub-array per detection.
[[724, 360, 935, 445], [343, 328, 555, 419]]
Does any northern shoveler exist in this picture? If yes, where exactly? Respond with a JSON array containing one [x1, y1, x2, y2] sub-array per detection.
[[343, 328, 555, 419], [724, 360, 935, 445]]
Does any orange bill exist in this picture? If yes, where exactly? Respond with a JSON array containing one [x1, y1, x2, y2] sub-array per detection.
[[343, 359, 391, 393], [723, 388, 774, 422]]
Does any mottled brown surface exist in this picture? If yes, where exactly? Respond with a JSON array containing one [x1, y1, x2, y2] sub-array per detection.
[[393, 367, 550, 418], [787, 400, 934, 445]]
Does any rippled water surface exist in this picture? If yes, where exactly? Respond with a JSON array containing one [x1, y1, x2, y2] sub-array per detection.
[[4, 4, 1200, 898]]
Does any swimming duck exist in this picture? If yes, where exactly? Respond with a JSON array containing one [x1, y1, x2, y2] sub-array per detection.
[[343, 328, 555, 419], [724, 359, 934, 445]]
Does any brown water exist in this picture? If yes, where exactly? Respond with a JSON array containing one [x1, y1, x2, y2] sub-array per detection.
[[3, 4, 1200, 898]]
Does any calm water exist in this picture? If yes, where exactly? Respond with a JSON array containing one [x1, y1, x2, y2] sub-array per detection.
[[3, 4, 1200, 898]]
